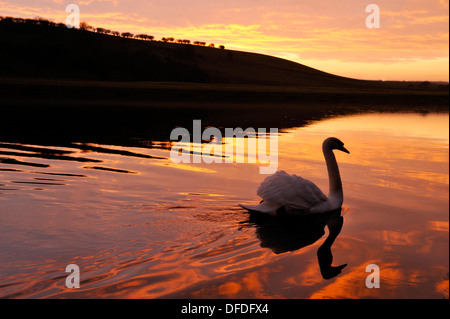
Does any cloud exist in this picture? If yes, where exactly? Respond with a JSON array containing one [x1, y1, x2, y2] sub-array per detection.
[[439, 0, 449, 8]]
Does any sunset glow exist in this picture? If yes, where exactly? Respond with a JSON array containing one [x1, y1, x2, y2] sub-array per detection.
[[1, 0, 448, 81]]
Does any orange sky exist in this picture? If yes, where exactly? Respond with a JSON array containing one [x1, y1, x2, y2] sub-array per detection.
[[1, 0, 448, 81]]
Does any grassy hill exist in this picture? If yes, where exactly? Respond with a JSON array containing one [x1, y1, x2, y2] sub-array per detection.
[[0, 16, 364, 87], [1, 16, 447, 90]]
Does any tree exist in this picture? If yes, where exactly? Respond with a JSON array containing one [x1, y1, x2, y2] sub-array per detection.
[[35, 17, 55, 27], [13, 18, 25, 24], [135, 34, 154, 41], [177, 39, 190, 44], [208, 43, 215, 48], [80, 21, 94, 31], [219, 45, 225, 49], [121, 32, 133, 38]]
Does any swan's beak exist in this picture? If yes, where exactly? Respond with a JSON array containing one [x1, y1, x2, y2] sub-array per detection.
[[340, 146, 350, 154]]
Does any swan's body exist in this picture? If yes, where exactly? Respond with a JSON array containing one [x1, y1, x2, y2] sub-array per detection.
[[239, 137, 349, 216]]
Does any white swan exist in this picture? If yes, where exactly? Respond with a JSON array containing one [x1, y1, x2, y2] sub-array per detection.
[[239, 137, 349, 216]]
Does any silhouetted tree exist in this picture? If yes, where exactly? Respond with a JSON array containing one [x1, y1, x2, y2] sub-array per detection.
[[219, 45, 225, 49], [80, 21, 94, 31], [208, 43, 215, 48], [121, 32, 133, 38], [135, 34, 153, 40], [177, 39, 191, 44], [79, 21, 87, 29], [35, 17, 55, 27], [13, 17, 25, 24], [0, 16, 13, 24]]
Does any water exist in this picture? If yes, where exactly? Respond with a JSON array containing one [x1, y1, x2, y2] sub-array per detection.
[[0, 112, 448, 299]]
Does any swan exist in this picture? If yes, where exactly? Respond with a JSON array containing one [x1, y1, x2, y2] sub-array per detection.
[[239, 137, 349, 216]]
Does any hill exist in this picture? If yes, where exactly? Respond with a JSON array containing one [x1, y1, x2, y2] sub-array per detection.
[[0, 16, 447, 90], [0, 16, 363, 87]]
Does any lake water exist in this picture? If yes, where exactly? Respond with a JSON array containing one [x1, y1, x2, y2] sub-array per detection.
[[0, 111, 448, 299]]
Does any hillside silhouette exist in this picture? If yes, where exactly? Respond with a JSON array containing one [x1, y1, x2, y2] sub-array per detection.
[[1, 16, 448, 90], [0, 16, 364, 86]]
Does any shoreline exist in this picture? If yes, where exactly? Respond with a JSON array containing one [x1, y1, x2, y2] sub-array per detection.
[[0, 76, 448, 108]]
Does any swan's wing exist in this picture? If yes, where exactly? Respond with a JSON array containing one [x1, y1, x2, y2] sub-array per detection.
[[257, 170, 327, 210], [238, 202, 280, 215]]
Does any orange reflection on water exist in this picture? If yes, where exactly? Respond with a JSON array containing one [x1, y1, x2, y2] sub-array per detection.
[[428, 220, 449, 232], [309, 260, 405, 299], [185, 266, 283, 299], [284, 258, 325, 287]]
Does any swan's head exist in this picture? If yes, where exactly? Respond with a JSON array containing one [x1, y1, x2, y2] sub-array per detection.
[[323, 137, 350, 154]]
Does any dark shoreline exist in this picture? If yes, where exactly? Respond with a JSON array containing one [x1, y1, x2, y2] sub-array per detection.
[[1, 77, 448, 150], [1, 77, 448, 107]]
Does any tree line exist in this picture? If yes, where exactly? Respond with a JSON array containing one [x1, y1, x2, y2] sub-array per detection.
[[0, 16, 225, 49]]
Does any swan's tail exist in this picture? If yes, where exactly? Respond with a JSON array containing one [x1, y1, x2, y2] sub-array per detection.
[[238, 201, 281, 216]]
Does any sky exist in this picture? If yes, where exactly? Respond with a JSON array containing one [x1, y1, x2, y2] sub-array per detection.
[[1, 0, 448, 81]]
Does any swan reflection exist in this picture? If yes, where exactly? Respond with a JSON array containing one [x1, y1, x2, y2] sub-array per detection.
[[243, 208, 347, 280]]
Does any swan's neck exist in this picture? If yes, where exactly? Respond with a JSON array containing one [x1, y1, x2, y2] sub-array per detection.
[[323, 145, 342, 199]]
